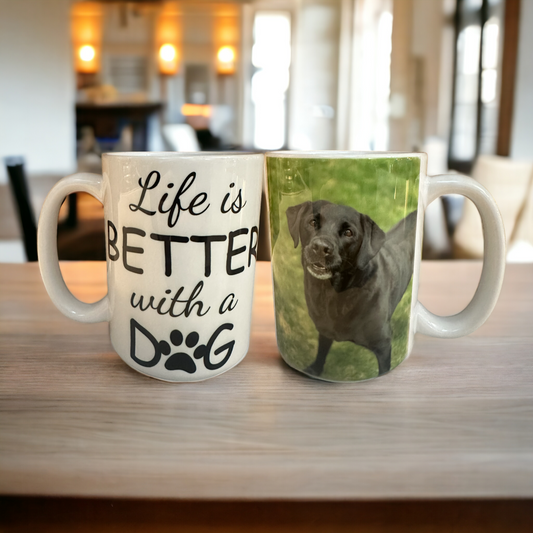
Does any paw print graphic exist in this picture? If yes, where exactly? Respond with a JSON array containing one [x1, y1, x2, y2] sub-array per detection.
[[160, 330, 200, 373], [130, 318, 235, 374]]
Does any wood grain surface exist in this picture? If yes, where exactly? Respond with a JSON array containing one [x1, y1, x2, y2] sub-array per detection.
[[0, 261, 532, 500]]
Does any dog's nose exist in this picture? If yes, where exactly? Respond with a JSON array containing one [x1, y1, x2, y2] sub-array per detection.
[[312, 240, 332, 256]]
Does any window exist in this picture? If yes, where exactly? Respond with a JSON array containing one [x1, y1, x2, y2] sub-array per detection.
[[251, 11, 291, 150], [448, 0, 503, 173]]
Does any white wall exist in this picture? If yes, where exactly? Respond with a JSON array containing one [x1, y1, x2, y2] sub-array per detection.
[[510, 0, 533, 160], [289, 0, 341, 150], [0, 0, 75, 182], [411, 0, 446, 142], [388, 0, 451, 152]]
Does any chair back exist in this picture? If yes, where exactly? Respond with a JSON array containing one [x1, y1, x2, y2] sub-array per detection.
[[4, 156, 38, 261], [453, 155, 533, 260], [163, 124, 201, 152]]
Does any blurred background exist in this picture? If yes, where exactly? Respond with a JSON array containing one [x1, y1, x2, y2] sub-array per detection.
[[0, 0, 531, 263]]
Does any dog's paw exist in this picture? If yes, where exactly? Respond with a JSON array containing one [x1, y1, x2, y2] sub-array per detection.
[[304, 364, 322, 377]]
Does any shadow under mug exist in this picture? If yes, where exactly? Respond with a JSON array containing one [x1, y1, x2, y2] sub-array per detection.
[[38, 152, 264, 382], [265, 151, 506, 382]]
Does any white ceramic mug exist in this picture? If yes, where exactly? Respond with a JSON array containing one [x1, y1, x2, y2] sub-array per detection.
[[38, 152, 264, 382]]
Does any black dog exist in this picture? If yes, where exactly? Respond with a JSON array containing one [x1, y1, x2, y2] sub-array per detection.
[[286, 201, 417, 377]]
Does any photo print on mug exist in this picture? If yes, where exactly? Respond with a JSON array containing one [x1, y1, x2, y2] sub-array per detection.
[[267, 155, 420, 382]]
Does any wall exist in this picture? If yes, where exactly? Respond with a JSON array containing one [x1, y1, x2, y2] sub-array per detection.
[[289, 0, 341, 150], [100, 3, 157, 97], [510, 0, 533, 160], [388, 0, 414, 152], [411, 0, 447, 143], [389, 0, 450, 152], [159, 2, 241, 144], [0, 0, 75, 182]]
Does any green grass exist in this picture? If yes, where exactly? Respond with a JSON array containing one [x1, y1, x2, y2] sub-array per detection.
[[267, 156, 420, 381]]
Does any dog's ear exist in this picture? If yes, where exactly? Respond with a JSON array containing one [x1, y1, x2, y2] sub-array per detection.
[[286, 202, 311, 248], [357, 214, 386, 269]]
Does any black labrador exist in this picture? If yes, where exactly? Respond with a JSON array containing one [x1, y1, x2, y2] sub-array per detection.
[[286, 200, 417, 377]]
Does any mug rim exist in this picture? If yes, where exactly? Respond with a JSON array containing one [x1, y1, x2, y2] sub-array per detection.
[[266, 150, 425, 159], [103, 151, 264, 159]]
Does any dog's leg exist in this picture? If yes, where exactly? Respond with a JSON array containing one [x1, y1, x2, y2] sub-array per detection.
[[372, 340, 392, 376], [305, 333, 333, 376]]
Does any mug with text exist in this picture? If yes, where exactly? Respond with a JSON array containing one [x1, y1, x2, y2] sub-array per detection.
[[266, 151, 506, 382], [38, 152, 264, 382]]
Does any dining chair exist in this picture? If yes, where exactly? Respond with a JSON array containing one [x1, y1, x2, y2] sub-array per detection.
[[163, 123, 201, 152], [4, 156, 38, 261], [453, 155, 533, 261], [4, 157, 106, 262]]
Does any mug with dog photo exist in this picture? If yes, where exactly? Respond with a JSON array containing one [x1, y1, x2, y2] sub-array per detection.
[[266, 151, 506, 382]]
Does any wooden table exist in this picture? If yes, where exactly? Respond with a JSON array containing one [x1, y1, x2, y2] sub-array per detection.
[[1, 261, 533, 530]]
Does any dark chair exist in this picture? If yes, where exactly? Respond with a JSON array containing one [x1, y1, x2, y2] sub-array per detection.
[[4, 157, 106, 262], [4, 157, 38, 261]]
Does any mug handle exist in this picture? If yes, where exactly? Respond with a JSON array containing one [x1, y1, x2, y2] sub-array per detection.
[[415, 173, 506, 337], [37, 173, 110, 323]]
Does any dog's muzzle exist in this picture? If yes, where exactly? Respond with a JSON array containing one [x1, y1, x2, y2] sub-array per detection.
[[304, 238, 339, 280]]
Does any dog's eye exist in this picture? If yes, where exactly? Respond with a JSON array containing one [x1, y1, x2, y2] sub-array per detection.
[[343, 229, 353, 237], [309, 219, 317, 228]]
